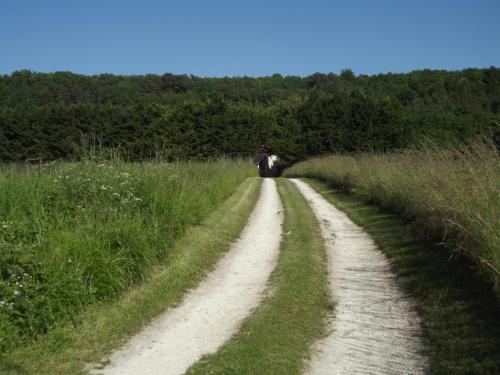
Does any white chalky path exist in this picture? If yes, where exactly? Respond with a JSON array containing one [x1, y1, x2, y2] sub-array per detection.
[[94, 178, 283, 375], [291, 179, 429, 375]]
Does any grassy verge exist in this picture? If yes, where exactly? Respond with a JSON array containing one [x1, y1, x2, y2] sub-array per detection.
[[0, 176, 261, 374], [284, 143, 500, 295], [305, 178, 500, 374], [186, 178, 331, 375], [0, 159, 253, 352]]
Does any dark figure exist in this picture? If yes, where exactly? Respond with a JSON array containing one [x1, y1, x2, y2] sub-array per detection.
[[254, 144, 283, 177], [254, 144, 270, 177]]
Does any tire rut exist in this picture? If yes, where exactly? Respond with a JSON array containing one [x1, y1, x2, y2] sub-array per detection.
[[92, 178, 283, 375], [291, 179, 428, 375]]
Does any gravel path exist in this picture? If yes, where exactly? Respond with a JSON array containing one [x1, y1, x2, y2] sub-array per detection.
[[291, 179, 428, 375], [94, 178, 283, 375]]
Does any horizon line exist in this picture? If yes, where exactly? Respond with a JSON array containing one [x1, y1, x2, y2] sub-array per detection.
[[2, 65, 499, 79]]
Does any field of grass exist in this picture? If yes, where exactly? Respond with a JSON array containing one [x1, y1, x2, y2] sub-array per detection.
[[0, 159, 254, 354], [1, 176, 260, 374], [285, 143, 500, 296]]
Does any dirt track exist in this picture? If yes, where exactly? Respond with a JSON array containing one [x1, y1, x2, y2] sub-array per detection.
[[291, 179, 428, 375], [90, 178, 429, 374], [94, 179, 283, 375]]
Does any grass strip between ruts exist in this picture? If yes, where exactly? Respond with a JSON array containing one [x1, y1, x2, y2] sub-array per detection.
[[186, 178, 331, 375], [304, 178, 500, 375], [0, 177, 261, 375]]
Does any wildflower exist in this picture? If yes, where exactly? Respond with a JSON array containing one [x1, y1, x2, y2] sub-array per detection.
[[0, 300, 5, 307], [68, 258, 72, 263], [13, 290, 19, 296]]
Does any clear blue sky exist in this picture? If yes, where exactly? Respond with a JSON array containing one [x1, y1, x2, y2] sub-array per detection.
[[2, 0, 499, 77]]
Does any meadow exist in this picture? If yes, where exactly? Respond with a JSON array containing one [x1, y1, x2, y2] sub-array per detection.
[[285, 142, 500, 297], [0, 159, 254, 353]]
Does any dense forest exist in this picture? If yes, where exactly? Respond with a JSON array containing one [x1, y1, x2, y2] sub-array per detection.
[[0, 68, 499, 164]]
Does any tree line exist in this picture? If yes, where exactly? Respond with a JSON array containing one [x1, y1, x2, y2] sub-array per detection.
[[0, 68, 499, 165]]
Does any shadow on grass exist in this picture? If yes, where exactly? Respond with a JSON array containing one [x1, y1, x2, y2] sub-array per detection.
[[305, 179, 500, 375]]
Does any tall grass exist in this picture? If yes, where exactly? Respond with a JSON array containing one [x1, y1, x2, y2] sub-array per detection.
[[0, 159, 254, 352], [285, 143, 500, 296]]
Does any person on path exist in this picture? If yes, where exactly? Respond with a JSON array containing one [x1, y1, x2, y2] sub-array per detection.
[[254, 144, 270, 177]]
